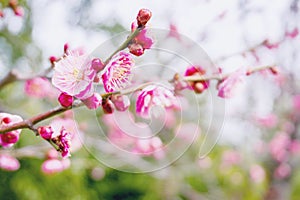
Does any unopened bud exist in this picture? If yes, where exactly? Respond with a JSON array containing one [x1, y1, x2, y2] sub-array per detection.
[[58, 92, 73, 107], [111, 95, 130, 111], [102, 99, 114, 114], [129, 43, 144, 56], [91, 58, 104, 72], [38, 126, 53, 140], [137, 8, 152, 27]]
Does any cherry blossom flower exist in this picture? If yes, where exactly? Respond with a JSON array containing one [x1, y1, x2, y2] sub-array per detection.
[[136, 85, 178, 118], [101, 51, 134, 92], [129, 22, 154, 56], [0, 154, 20, 171], [269, 132, 290, 162], [82, 93, 102, 110], [0, 113, 23, 147], [50, 118, 82, 153], [52, 52, 96, 100], [52, 128, 71, 158], [250, 164, 266, 183], [217, 69, 245, 98], [132, 137, 164, 158]]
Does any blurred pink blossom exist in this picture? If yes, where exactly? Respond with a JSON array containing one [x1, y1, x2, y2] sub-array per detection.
[[0, 154, 20, 171], [132, 137, 164, 158], [274, 163, 291, 179], [293, 95, 300, 111], [25, 77, 56, 98], [255, 114, 278, 128], [52, 53, 96, 100], [0, 113, 23, 147], [218, 69, 245, 98], [41, 158, 70, 174], [269, 133, 290, 162], [102, 51, 134, 92], [250, 164, 266, 183], [222, 150, 241, 166]]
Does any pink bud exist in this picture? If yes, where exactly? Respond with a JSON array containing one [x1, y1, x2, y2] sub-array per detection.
[[82, 93, 102, 110], [137, 8, 152, 27], [111, 95, 130, 111], [0, 10, 4, 18], [129, 43, 144, 56], [102, 99, 114, 114], [49, 56, 57, 64], [58, 92, 73, 107], [38, 126, 53, 140], [91, 58, 104, 71], [0, 132, 19, 145], [64, 43, 69, 53]]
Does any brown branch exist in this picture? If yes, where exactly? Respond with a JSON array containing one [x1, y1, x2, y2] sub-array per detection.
[[0, 65, 275, 134]]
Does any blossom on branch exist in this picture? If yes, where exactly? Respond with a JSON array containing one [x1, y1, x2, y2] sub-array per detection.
[[129, 22, 154, 56], [136, 85, 178, 118], [52, 52, 96, 100], [217, 69, 245, 98], [0, 113, 23, 147], [101, 51, 134, 92], [184, 65, 209, 94]]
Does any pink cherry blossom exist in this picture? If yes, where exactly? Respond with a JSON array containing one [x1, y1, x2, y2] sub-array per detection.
[[101, 51, 134, 92], [269, 132, 290, 162], [0, 113, 23, 147], [255, 114, 278, 128], [136, 85, 178, 118], [41, 158, 70, 174], [50, 118, 82, 153], [217, 69, 245, 98], [250, 164, 266, 183], [52, 53, 96, 100], [274, 163, 291, 179], [25, 77, 55, 98], [0, 154, 20, 171], [132, 136, 164, 158], [129, 22, 154, 56], [82, 93, 102, 110]]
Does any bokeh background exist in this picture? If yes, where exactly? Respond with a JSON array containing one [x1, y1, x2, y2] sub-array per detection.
[[0, 0, 300, 199]]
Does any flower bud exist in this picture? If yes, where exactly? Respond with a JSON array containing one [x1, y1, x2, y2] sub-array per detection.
[[91, 58, 104, 72], [102, 99, 114, 114], [58, 92, 73, 107], [129, 43, 144, 56], [137, 8, 152, 27], [82, 93, 102, 110], [111, 95, 130, 111], [49, 56, 57, 64], [38, 126, 53, 140], [64, 43, 69, 53]]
